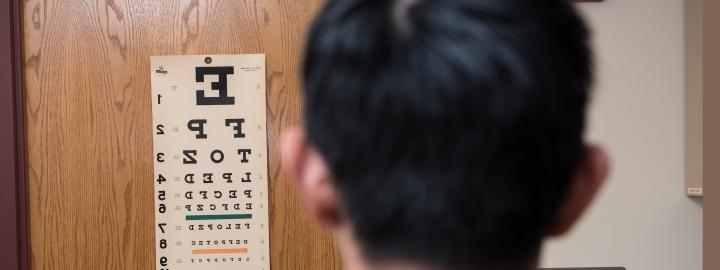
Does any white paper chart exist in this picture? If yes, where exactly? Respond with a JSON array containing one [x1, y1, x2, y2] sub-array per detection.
[[151, 54, 270, 270]]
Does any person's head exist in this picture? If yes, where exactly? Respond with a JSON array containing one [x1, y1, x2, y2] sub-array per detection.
[[282, 0, 609, 269]]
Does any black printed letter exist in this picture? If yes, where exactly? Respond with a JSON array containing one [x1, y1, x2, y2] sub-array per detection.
[[237, 149, 251, 163], [225, 119, 245, 138], [188, 119, 208, 139], [195, 66, 235, 105], [183, 150, 197, 164]]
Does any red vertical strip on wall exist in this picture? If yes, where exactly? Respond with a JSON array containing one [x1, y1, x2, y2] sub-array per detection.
[[0, 0, 27, 269], [13, 0, 28, 269]]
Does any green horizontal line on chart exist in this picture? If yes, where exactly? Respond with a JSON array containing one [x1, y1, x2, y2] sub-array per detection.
[[185, 214, 252, 221]]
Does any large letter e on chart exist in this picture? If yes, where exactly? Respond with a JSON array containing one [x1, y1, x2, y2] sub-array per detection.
[[196, 66, 235, 105]]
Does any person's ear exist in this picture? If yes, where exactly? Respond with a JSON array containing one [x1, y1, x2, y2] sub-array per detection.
[[547, 144, 610, 237], [281, 127, 343, 228]]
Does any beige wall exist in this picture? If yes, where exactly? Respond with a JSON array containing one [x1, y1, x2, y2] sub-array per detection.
[[541, 1, 703, 269]]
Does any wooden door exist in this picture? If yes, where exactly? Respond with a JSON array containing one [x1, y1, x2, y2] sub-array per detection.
[[21, 0, 340, 269]]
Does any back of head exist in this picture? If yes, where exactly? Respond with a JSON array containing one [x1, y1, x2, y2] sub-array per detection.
[[302, 0, 591, 268]]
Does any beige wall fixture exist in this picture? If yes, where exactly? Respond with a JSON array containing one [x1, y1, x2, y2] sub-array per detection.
[[686, 0, 704, 197]]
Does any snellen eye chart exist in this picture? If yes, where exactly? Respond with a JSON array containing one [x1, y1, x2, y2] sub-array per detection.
[[151, 54, 270, 270]]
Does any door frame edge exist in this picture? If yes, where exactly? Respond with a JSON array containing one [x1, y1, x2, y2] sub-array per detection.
[[2, 0, 29, 269]]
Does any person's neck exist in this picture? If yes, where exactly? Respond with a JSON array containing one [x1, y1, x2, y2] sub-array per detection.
[[336, 226, 428, 270], [335, 225, 538, 270]]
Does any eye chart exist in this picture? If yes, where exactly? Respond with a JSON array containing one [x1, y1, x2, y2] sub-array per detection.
[[151, 54, 270, 270]]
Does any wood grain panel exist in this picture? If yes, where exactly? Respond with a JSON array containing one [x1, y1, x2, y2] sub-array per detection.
[[705, 1, 720, 269], [22, 0, 339, 269]]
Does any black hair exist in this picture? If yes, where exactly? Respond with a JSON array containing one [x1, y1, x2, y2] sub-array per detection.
[[302, 0, 592, 268]]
